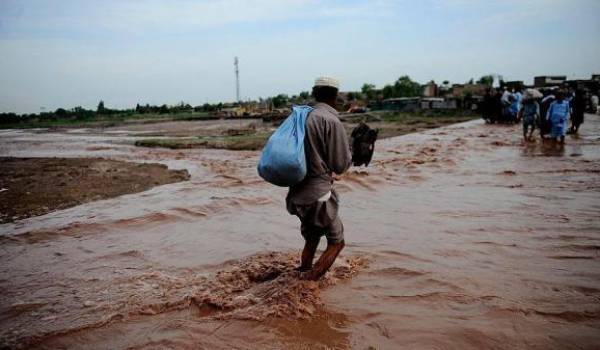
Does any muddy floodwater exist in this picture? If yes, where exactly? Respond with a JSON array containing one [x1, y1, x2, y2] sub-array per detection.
[[1, 116, 599, 349]]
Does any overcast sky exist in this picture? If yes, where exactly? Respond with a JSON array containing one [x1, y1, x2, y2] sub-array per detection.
[[1, 0, 599, 113]]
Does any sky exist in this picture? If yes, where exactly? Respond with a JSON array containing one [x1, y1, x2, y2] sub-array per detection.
[[1, 0, 599, 114]]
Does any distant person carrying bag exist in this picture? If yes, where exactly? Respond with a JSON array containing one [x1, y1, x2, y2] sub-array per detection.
[[257, 77, 351, 281]]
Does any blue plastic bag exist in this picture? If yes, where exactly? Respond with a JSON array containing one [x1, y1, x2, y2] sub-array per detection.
[[257, 105, 313, 187]]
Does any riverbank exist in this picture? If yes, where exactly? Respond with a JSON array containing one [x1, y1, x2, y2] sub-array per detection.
[[0, 157, 190, 223]]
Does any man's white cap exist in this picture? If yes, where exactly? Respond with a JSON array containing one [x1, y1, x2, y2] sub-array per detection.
[[314, 76, 340, 89]]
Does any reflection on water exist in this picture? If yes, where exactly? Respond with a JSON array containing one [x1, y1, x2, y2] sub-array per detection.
[[521, 140, 567, 157], [1, 115, 599, 349]]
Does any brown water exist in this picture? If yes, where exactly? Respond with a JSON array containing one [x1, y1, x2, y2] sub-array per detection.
[[1, 116, 599, 349]]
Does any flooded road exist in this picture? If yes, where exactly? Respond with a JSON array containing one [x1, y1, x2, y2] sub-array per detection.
[[1, 116, 599, 349]]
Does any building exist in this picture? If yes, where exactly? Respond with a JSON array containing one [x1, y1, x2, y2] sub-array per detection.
[[565, 79, 600, 95], [450, 83, 488, 98], [502, 81, 525, 91], [217, 103, 246, 117], [420, 97, 457, 110], [422, 82, 438, 98], [534, 76, 567, 88], [382, 97, 420, 112]]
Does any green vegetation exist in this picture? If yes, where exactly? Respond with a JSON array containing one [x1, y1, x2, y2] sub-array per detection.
[[0, 111, 213, 129], [381, 76, 422, 99], [271, 94, 290, 108], [477, 75, 495, 86], [0, 101, 219, 129], [361, 83, 378, 100]]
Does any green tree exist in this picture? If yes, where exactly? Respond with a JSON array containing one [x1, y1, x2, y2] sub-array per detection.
[[361, 83, 377, 100], [382, 84, 395, 99], [393, 75, 421, 97], [202, 103, 215, 112], [73, 106, 92, 120], [55, 108, 67, 118], [97, 100, 105, 113], [299, 91, 310, 100], [477, 75, 494, 86], [271, 94, 289, 108]]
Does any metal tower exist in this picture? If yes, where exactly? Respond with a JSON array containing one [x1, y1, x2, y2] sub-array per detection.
[[234, 56, 240, 102]]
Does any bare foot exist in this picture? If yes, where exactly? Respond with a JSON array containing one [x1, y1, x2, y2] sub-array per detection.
[[294, 265, 312, 272], [298, 241, 345, 281], [298, 271, 315, 280]]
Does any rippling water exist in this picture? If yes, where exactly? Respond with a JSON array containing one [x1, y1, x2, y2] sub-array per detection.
[[1, 116, 599, 349]]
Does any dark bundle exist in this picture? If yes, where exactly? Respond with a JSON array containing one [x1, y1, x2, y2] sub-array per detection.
[[350, 122, 378, 167]]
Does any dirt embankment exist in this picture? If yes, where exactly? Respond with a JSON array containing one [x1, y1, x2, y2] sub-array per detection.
[[0, 157, 190, 223]]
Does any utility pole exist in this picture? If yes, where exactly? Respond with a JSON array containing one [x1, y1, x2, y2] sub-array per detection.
[[234, 56, 240, 103]]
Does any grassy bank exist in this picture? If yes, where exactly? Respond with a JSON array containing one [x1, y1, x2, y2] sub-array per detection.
[[135, 133, 270, 151], [133, 110, 478, 151]]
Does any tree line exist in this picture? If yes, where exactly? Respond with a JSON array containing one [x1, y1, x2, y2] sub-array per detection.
[[0, 75, 496, 125], [0, 100, 227, 125]]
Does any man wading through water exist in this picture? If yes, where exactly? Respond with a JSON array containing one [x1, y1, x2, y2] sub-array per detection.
[[287, 77, 352, 281]]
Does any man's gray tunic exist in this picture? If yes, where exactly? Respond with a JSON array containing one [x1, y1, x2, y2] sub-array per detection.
[[286, 102, 351, 243]]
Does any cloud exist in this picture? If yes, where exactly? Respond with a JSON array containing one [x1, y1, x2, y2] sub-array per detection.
[[0, 0, 395, 37], [0, 0, 598, 113]]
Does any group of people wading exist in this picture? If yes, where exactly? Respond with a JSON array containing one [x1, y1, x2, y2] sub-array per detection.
[[481, 86, 588, 144]]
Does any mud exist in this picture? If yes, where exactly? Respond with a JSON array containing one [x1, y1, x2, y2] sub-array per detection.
[[0, 157, 190, 223], [1, 115, 599, 349]]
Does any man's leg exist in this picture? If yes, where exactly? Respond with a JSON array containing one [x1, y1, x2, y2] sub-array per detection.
[[528, 125, 535, 141], [300, 216, 345, 281], [300, 240, 345, 280], [297, 233, 320, 272]]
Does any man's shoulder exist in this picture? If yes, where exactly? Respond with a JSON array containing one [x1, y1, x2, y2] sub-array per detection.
[[309, 109, 339, 123], [309, 104, 341, 125]]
